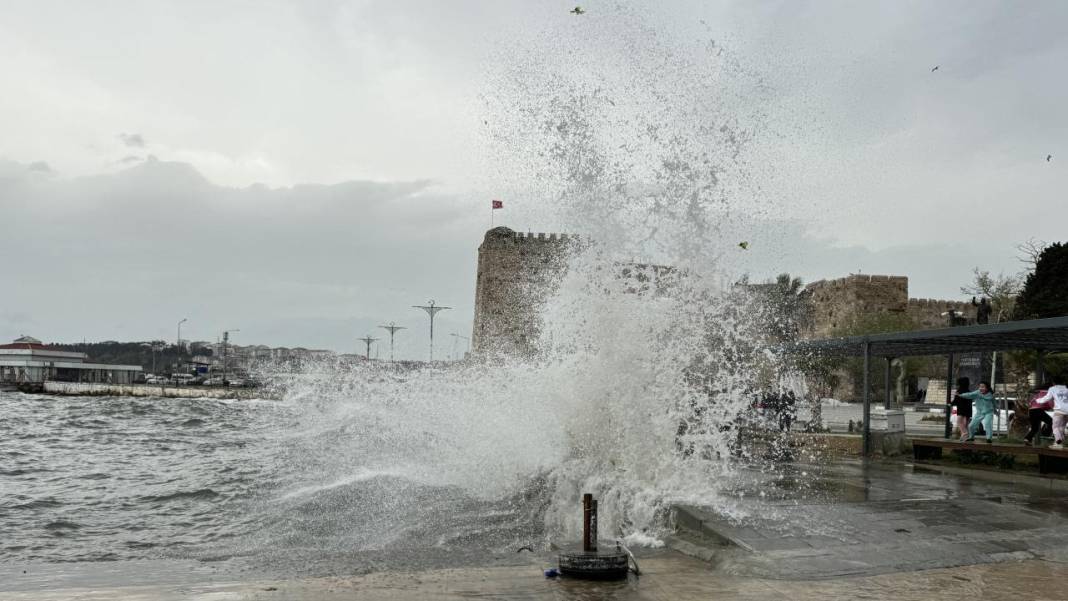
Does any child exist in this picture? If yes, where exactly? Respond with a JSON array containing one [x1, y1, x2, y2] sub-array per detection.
[[962, 382, 996, 443], [1035, 379, 1068, 449], [1024, 386, 1054, 446], [949, 392, 973, 441]]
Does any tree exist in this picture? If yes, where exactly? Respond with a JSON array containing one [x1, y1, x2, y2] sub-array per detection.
[[1017, 238, 1047, 272], [1014, 242, 1068, 320], [960, 268, 1021, 324], [755, 273, 810, 343]]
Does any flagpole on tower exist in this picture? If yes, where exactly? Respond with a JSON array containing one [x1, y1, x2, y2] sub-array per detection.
[[491, 199, 503, 227]]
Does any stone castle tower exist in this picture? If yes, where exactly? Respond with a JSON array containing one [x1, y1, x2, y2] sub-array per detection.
[[471, 227, 574, 356]]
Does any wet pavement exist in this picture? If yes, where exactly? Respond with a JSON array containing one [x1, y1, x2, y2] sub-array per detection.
[[672, 459, 1068, 579], [7, 550, 1068, 600]]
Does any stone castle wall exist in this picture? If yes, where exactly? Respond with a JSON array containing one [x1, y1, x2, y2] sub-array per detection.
[[472, 228, 977, 368], [804, 274, 976, 338], [802, 274, 977, 401], [804, 275, 909, 338], [906, 297, 977, 330]]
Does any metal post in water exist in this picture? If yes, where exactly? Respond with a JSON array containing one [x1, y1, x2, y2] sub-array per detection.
[[582, 493, 592, 552], [590, 500, 598, 552], [560, 493, 627, 579]]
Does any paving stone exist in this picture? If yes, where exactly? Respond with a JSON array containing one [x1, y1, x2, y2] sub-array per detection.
[[743, 537, 815, 552], [670, 460, 1068, 579]]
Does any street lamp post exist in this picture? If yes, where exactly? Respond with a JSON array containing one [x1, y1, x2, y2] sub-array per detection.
[[177, 318, 187, 367], [222, 329, 239, 386], [412, 300, 451, 362], [940, 310, 964, 439], [357, 335, 380, 360], [450, 332, 470, 360], [378, 322, 407, 363]]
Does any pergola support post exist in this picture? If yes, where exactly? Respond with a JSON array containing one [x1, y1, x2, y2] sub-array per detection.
[[1037, 350, 1046, 387], [943, 353, 954, 439], [863, 340, 872, 456], [884, 357, 894, 410]]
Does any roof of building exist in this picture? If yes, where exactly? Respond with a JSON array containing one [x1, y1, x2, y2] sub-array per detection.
[[1, 335, 48, 351], [789, 315, 1068, 358]]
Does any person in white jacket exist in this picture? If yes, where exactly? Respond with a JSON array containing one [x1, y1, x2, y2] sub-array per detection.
[[1035, 379, 1068, 449]]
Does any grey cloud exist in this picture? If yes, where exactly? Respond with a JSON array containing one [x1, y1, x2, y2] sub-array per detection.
[[118, 133, 146, 148], [0, 159, 482, 357], [0, 158, 1017, 355]]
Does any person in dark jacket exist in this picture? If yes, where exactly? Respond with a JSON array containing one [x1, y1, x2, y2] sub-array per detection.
[[1024, 385, 1055, 446], [949, 392, 973, 441]]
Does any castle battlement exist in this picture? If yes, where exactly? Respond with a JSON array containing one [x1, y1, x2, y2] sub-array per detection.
[[481, 227, 573, 247], [805, 274, 909, 291], [516, 231, 570, 242], [907, 298, 972, 308]]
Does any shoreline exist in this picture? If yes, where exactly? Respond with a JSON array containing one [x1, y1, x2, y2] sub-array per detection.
[[28, 381, 265, 400]]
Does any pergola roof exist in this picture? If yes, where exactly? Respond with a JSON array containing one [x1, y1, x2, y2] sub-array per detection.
[[790, 316, 1068, 358]]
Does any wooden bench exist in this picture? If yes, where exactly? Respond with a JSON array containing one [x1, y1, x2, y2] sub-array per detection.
[[911, 437, 1068, 474]]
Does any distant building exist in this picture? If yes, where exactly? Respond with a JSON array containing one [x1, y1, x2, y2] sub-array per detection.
[[0, 336, 142, 385]]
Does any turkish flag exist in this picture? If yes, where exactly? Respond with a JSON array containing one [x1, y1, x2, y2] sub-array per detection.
[[492, 200, 503, 209]]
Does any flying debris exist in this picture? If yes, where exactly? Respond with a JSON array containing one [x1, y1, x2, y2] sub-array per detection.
[[571, 6, 585, 15], [931, 65, 939, 72], [738, 242, 749, 250], [1048, 154, 1053, 162]]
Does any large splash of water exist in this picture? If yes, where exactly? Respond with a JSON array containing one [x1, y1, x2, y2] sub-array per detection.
[[254, 6, 798, 560]]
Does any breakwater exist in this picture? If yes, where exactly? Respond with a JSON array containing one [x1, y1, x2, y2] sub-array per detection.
[[42, 381, 262, 400]]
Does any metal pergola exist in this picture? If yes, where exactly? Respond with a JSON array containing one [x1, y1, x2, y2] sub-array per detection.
[[787, 316, 1068, 455]]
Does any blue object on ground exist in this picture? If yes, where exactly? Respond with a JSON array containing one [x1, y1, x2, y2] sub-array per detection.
[[544, 568, 560, 578]]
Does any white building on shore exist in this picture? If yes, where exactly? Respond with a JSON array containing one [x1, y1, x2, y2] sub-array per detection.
[[0, 336, 143, 386]]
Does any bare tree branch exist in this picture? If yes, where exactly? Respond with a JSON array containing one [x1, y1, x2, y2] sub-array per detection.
[[1017, 238, 1047, 271]]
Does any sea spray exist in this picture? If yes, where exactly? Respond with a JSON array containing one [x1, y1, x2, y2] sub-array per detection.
[[253, 5, 801, 556]]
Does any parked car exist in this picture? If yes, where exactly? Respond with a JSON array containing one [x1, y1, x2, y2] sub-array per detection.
[[202, 377, 223, 386]]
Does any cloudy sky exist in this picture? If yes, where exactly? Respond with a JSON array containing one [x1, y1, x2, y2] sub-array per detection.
[[1, 1, 1065, 357]]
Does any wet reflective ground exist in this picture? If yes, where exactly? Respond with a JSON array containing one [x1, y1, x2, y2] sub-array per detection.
[[7, 550, 1068, 600], [677, 459, 1068, 579]]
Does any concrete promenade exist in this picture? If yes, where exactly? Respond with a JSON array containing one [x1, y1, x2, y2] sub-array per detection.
[[671, 459, 1068, 581], [5, 550, 1067, 600]]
